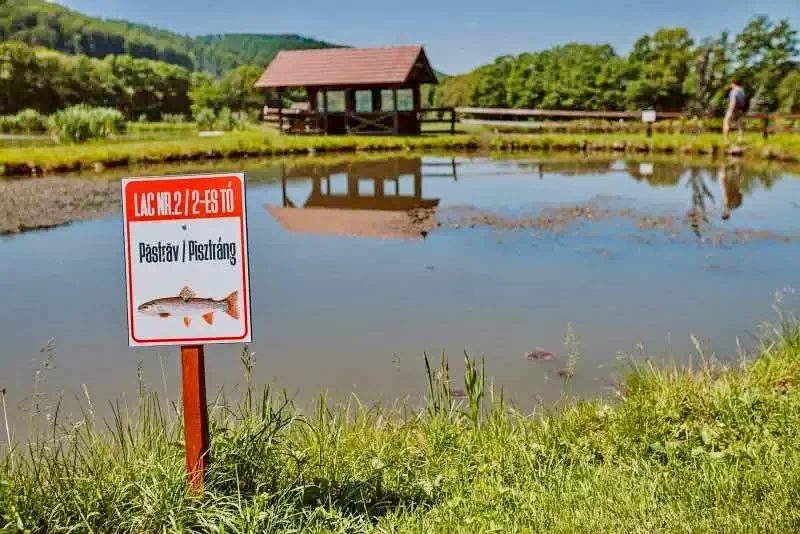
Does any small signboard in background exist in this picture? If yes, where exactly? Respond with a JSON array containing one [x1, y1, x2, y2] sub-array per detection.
[[642, 110, 657, 123], [121, 172, 252, 493], [639, 163, 654, 176], [122, 173, 252, 347]]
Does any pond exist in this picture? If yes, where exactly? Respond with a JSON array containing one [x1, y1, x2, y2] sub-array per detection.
[[1, 154, 799, 427]]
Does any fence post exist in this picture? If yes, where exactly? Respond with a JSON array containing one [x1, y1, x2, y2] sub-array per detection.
[[278, 108, 283, 135], [762, 116, 769, 140], [450, 108, 456, 135]]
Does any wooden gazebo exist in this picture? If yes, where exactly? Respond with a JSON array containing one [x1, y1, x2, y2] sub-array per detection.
[[254, 46, 443, 135]]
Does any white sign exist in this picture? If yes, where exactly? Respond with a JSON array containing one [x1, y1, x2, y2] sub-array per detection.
[[122, 173, 252, 347], [642, 110, 657, 123], [639, 163, 654, 176]]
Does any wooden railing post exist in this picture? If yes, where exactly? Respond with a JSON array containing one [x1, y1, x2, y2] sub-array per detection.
[[278, 108, 283, 135], [450, 108, 456, 135]]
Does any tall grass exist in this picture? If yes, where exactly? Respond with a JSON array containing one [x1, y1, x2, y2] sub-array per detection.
[[47, 106, 127, 144], [2, 311, 799, 532]]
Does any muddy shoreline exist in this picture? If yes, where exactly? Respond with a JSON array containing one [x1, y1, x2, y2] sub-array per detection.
[[0, 177, 120, 235]]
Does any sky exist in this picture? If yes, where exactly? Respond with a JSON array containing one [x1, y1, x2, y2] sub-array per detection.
[[55, 0, 799, 74]]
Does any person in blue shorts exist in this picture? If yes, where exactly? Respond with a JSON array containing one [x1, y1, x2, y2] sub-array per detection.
[[723, 79, 746, 145]]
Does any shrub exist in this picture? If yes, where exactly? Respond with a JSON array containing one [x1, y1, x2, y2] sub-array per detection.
[[214, 107, 235, 131], [194, 107, 217, 130], [162, 113, 188, 124], [48, 106, 126, 144], [0, 109, 48, 134]]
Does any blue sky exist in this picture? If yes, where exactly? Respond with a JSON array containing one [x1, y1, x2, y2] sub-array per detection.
[[55, 0, 799, 74]]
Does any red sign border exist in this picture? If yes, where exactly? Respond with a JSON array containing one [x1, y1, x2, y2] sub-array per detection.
[[122, 172, 252, 347]]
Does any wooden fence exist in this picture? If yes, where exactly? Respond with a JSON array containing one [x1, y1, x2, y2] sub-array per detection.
[[455, 107, 800, 139]]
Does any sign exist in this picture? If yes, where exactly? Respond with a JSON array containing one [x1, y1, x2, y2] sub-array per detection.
[[122, 173, 252, 347], [642, 110, 657, 123], [639, 163, 654, 176]]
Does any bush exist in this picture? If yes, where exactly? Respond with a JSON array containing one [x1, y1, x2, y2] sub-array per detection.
[[214, 107, 235, 131], [162, 113, 187, 124], [0, 109, 48, 134], [48, 106, 127, 143], [194, 107, 217, 130]]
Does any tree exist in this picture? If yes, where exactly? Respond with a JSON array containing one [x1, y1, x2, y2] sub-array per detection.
[[625, 28, 694, 110], [219, 64, 264, 111], [777, 70, 800, 113], [733, 15, 798, 111]]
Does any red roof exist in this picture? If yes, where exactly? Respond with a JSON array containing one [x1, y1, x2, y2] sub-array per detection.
[[254, 45, 438, 89]]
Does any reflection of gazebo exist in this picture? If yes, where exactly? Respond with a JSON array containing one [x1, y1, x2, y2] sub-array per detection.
[[266, 157, 448, 240]]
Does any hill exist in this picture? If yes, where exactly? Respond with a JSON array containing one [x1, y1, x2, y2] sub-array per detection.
[[193, 33, 342, 74], [0, 0, 341, 73]]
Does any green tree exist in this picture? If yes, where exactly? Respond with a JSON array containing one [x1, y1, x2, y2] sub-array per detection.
[[733, 15, 798, 111], [625, 28, 694, 110], [777, 70, 800, 113], [219, 64, 264, 111]]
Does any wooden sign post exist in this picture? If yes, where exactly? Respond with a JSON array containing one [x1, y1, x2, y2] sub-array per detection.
[[180, 345, 210, 491], [121, 173, 252, 493]]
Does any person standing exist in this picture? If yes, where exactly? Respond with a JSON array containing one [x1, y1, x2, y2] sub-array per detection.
[[723, 79, 747, 145]]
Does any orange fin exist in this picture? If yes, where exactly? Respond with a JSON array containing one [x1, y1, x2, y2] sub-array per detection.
[[202, 312, 214, 326], [178, 286, 196, 301], [183, 317, 191, 327], [158, 313, 171, 318], [225, 291, 240, 320]]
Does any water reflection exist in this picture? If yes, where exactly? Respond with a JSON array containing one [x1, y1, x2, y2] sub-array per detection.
[[266, 157, 456, 240]]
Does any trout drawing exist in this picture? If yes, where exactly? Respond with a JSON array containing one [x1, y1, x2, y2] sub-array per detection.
[[137, 286, 239, 327]]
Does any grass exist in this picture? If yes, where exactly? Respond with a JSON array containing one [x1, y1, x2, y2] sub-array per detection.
[[2, 126, 800, 177], [2, 309, 800, 532]]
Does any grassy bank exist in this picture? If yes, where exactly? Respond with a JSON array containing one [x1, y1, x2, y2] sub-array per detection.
[[2, 129, 800, 178], [2, 318, 800, 532]]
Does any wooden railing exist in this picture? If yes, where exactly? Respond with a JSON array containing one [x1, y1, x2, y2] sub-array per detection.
[[418, 107, 458, 135], [455, 107, 800, 139], [264, 107, 458, 135]]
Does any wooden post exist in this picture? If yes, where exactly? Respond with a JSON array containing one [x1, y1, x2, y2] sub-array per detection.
[[450, 108, 456, 135], [278, 108, 284, 135], [180, 345, 209, 493], [322, 90, 329, 136], [763, 116, 769, 140], [393, 89, 399, 135]]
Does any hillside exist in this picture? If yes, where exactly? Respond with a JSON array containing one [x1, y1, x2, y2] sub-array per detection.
[[193, 33, 342, 74], [0, 0, 341, 73]]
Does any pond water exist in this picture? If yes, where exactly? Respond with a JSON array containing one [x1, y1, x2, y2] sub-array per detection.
[[1, 154, 799, 428]]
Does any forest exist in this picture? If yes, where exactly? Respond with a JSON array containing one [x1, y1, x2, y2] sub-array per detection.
[[0, 0, 338, 73], [0, 0, 798, 121], [434, 17, 799, 115]]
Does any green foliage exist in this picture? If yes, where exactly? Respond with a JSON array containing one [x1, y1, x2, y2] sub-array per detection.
[[194, 107, 217, 130], [0, 108, 46, 133], [193, 33, 340, 74], [437, 15, 798, 114], [777, 70, 800, 113], [47, 105, 126, 143], [0, 0, 194, 68]]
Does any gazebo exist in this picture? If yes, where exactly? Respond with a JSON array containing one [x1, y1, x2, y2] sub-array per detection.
[[254, 46, 439, 135]]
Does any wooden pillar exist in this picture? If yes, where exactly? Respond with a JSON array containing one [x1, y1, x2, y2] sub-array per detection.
[[412, 86, 421, 135], [344, 89, 352, 134], [281, 164, 288, 206], [413, 168, 422, 200], [308, 88, 318, 111], [322, 90, 329, 136], [372, 88, 382, 112], [375, 178, 384, 197], [392, 89, 399, 135]]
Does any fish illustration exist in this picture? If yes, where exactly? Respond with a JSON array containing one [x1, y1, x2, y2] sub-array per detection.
[[137, 286, 239, 327]]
